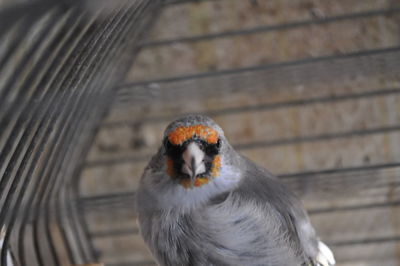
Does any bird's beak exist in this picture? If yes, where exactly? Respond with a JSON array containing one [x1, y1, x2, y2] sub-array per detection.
[[182, 142, 206, 185]]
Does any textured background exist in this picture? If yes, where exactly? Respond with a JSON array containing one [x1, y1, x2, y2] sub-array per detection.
[[78, 1, 400, 265]]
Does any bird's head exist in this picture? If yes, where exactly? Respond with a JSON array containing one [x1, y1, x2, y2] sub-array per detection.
[[162, 115, 226, 189]]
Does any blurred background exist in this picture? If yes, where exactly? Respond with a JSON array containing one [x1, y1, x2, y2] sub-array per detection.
[[1, 0, 400, 265]]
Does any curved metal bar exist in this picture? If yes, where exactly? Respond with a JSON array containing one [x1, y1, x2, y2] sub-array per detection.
[[0, 8, 72, 266], [44, 6, 139, 263], [31, 13, 116, 266], [28, 1, 158, 264], [16, 9, 91, 266], [0, 8, 60, 134], [0, 8, 63, 196], [0, 8, 92, 266], [0, 0, 168, 265], [61, 2, 156, 262]]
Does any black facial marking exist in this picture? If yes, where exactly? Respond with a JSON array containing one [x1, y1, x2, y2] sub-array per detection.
[[204, 138, 220, 156], [163, 136, 221, 179], [164, 138, 184, 158]]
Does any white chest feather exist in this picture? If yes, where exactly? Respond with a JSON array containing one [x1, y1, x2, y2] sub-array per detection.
[[146, 159, 242, 212]]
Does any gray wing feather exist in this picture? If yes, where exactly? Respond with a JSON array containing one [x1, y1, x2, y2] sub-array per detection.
[[232, 156, 319, 263], [137, 154, 320, 266]]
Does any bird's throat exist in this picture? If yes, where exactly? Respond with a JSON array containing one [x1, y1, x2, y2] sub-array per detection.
[[179, 177, 210, 188]]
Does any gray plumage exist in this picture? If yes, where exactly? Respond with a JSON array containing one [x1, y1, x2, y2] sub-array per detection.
[[136, 115, 335, 266]]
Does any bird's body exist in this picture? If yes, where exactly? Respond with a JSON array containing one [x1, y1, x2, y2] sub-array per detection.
[[136, 115, 335, 266]]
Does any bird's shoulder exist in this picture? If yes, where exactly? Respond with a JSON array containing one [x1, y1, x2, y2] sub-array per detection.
[[203, 156, 319, 261], [232, 156, 307, 219]]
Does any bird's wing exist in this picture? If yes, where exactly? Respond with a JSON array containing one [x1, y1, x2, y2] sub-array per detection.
[[230, 156, 325, 264], [200, 193, 304, 265]]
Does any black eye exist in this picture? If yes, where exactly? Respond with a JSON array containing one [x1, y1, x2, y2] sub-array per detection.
[[164, 138, 183, 158], [205, 139, 220, 156], [216, 139, 221, 149]]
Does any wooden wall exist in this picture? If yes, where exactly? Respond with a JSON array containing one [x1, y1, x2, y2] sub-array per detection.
[[79, 1, 400, 265]]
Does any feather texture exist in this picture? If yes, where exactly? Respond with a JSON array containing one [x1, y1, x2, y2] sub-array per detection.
[[136, 115, 335, 266]]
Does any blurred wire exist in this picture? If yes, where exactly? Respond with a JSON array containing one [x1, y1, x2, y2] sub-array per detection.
[[141, 7, 400, 47], [0, 0, 163, 265]]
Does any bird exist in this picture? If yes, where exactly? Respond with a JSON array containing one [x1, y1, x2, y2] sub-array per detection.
[[136, 114, 335, 266]]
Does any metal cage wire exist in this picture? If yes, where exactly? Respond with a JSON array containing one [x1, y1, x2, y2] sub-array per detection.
[[1, 0, 400, 265], [0, 0, 162, 265]]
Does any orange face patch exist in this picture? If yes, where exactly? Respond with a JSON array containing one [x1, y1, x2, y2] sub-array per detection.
[[211, 155, 222, 177], [167, 125, 221, 189], [168, 125, 219, 145], [179, 177, 210, 189]]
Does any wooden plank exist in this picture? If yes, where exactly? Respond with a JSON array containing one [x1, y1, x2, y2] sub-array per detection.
[[93, 234, 153, 263]]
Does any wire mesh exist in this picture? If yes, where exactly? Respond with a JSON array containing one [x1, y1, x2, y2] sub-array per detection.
[[0, 0, 162, 265], [1, 0, 400, 265]]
